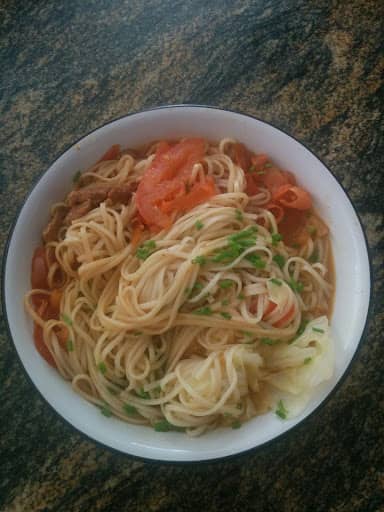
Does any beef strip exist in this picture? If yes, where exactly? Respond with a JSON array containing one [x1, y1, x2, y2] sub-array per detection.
[[42, 205, 69, 243]]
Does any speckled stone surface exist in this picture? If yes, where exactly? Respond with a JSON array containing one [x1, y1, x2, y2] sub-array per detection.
[[1, 0, 383, 510]]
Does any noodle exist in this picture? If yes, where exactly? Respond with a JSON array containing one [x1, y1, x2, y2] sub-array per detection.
[[25, 138, 334, 435]]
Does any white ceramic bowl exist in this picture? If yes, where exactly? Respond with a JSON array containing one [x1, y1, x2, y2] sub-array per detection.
[[2, 105, 371, 462]]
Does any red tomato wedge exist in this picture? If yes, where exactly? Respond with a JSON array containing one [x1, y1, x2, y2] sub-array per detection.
[[262, 300, 277, 318], [136, 138, 212, 230], [34, 324, 56, 367], [233, 143, 252, 172], [98, 144, 121, 163], [265, 202, 285, 224], [273, 304, 295, 328], [31, 247, 49, 289], [278, 209, 309, 246], [273, 184, 312, 210]]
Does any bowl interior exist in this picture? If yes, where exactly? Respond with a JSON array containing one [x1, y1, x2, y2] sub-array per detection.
[[3, 106, 371, 461]]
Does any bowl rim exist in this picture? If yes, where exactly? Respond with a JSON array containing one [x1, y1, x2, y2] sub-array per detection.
[[1, 104, 373, 464]]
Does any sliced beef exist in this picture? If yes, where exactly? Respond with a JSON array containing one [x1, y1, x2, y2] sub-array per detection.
[[42, 205, 69, 243], [65, 199, 92, 223]]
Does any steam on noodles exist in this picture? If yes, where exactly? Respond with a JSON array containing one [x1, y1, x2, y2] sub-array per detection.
[[25, 138, 334, 435]]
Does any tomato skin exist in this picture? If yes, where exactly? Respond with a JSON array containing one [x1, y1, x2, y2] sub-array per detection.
[[262, 300, 277, 318], [278, 209, 308, 246], [136, 139, 209, 230], [98, 144, 121, 162], [31, 247, 49, 289], [233, 143, 252, 172], [34, 323, 56, 367], [273, 304, 295, 328]]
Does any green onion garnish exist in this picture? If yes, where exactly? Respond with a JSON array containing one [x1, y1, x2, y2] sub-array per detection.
[[220, 312, 232, 320], [154, 420, 171, 432], [270, 278, 282, 286], [271, 233, 283, 246], [248, 165, 255, 173], [261, 337, 278, 345], [297, 319, 309, 337], [245, 253, 266, 269], [100, 404, 112, 417], [98, 361, 107, 374], [221, 299, 230, 306], [309, 249, 319, 263], [136, 240, 156, 260], [193, 306, 213, 316], [153, 420, 186, 433], [66, 339, 74, 352], [192, 255, 207, 265], [61, 314, 72, 326], [256, 170, 266, 175], [275, 399, 288, 420], [307, 225, 317, 235], [231, 420, 242, 429], [195, 220, 204, 230], [304, 357, 312, 365], [123, 404, 137, 416], [238, 293, 245, 300], [219, 279, 233, 289], [272, 254, 286, 269], [288, 278, 304, 293], [136, 388, 150, 399], [235, 209, 244, 221], [264, 163, 273, 168], [312, 327, 325, 334]]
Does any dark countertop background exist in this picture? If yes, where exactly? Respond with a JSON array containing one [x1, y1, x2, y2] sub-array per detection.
[[1, 1, 383, 510]]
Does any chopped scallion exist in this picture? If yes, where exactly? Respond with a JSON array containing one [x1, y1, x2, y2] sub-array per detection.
[[312, 327, 325, 334], [261, 337, 278, 345], [98, 361, 107, 374], [136, 240, 156, 260], [192, 255, 207, 265], [271, 233, 283, 246], [272, 254, 286, 269], [270, 278, 282, 286], [288, 278, 304, 293], [61, 313, 73, 326], [123, 404, 137, 416], [220, 312, 232, 320], [219, 279, 233, 289], [193, 306, 213, 316], [136, 388, 150, 399], [275, 399, 288, 420], [235, 209, 244, 221], [66, 339, 74, 352], [195, 220, 204, 230], [100, 404, 112, 417]]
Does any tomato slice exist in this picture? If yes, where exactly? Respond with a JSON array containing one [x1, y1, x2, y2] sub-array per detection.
[[31, 247, 49, 289], [233, 143, 252, 172], [278, 209, 309, 246], [273, 304, 295, 328], [136, 138, 208, 229], [34, 323, 56, 367], [98, 144, 121, 162], [160, 178, 216, 214], [262, 300, 277, 318]]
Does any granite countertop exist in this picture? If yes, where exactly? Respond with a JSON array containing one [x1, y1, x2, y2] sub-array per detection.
[[1, 1, 383, 510]]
